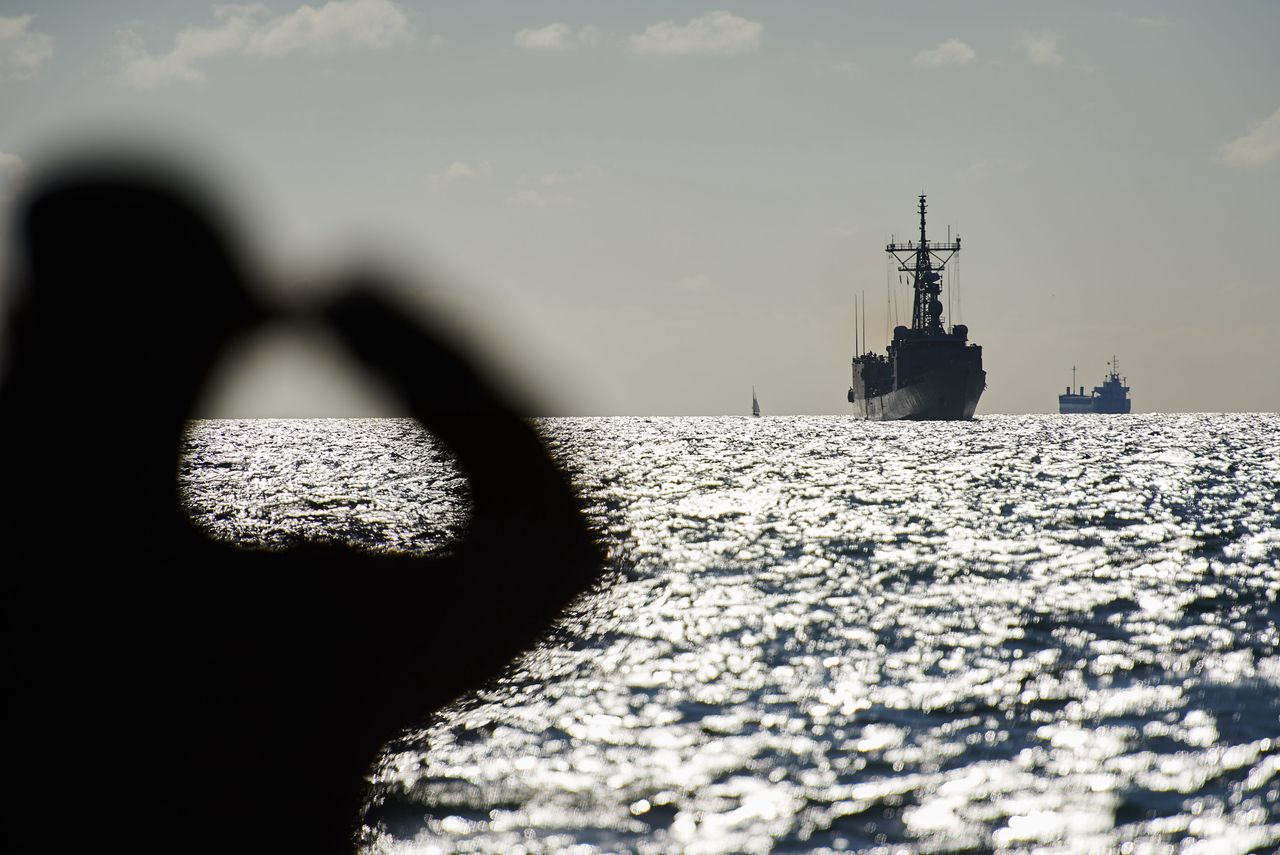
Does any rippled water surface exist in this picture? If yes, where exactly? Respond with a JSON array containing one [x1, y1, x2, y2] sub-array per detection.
[[180, 415, 1280, 853]]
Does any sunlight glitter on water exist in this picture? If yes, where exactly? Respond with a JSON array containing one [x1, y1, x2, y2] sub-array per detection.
[[181, 414, 1280, 853]]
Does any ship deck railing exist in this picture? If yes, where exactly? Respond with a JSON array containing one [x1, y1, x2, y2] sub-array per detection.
[[885, 239, 962, 252]]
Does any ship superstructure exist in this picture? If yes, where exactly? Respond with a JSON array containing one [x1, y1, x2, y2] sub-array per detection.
[[847, 195, 985, 420], [1058, 358, 1131, 414]]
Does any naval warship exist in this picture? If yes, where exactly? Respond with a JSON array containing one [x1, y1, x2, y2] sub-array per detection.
[[1058, 358, 1131, 414], [847, 195, 985, 420]]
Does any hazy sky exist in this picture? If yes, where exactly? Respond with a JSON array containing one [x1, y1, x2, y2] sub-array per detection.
[[2, 1, 1277, 415]]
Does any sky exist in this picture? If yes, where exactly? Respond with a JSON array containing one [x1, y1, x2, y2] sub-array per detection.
[[1, 0, 1277, 416]]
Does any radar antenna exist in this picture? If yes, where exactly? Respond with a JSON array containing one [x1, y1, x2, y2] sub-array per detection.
[[885, 195, 961, 335]]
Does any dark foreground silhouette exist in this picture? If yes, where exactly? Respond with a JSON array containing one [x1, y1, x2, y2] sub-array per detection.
[[1, 160, 602, 852]]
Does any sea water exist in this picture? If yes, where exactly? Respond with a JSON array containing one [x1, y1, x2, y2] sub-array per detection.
[[180, 414, 1280, 853]]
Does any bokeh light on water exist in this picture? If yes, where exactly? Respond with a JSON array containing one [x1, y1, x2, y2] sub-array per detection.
[[181, 414, 1280, 853]]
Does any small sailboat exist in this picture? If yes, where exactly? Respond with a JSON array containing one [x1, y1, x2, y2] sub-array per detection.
[[752, 387, 761, 417]]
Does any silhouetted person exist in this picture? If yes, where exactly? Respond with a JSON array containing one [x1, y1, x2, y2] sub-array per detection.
[[1, 159, 602, 852]]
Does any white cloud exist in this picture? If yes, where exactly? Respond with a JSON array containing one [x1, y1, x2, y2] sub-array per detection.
[[504, 188, 584, 210], [913, 38, 976, 68], [513, 22, 599, 52], [0, 14, 54, 80], [1215, 107, 1280, 167], [1016, 31, 1064, 66], [506, 165, 601, 208], [628, 11, 762, 57], [114, 0, 411, 89], [0, 150, 27, 197], [248, 0, 410, 55], [671, 273, 714, 292], [429, 160, 492, 185], [514, 23, 571, 51], [114, 6, 261, 88]]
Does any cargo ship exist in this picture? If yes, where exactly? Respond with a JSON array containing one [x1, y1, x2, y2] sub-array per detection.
[[1058, 359, 1131, 414], [846, 195, 984, 420]]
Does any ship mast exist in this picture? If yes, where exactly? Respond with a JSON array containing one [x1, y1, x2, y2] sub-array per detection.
[[885, 195, 961, 335]]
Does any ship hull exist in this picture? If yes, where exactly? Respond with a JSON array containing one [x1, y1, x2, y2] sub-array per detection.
[[851, 366, 985, 421], [1058, 395, 1131, 415]]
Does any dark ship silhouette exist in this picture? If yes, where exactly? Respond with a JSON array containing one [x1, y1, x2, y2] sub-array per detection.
[[1059, 358, 1132, 414], [847, 195, 984, 420]]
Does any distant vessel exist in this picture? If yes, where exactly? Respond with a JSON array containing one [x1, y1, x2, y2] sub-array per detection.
[[1059, 358, 1132, 414], [752, 387, 761, 417], [847, 195, 985, 420]]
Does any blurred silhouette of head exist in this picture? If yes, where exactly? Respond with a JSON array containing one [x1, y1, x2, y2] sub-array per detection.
[[3, 160, 261, 512]]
